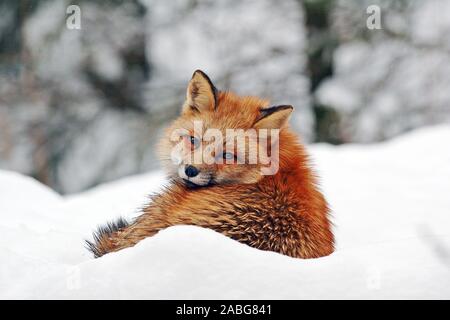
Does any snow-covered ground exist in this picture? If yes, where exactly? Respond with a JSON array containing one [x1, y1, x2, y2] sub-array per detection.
[[1, 125, 449, 299]]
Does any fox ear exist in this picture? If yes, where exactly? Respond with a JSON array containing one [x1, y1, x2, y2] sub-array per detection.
[[254, 105, 293, 129], [184, 70, 218, 113]]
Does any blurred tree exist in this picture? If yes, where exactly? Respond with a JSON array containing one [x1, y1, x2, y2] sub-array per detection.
[[144, 0, 313, 140], [0, 0, 152, 193], [0, 0, 312, 193], [302, 0, 342, 144], [316, 0, 450, 142]]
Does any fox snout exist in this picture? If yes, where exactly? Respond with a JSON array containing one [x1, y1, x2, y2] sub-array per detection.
[[184, 165, 199, 177], [177, 164, 212, 188]]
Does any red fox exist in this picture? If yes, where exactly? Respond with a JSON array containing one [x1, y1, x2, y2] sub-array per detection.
[[87, 70, 334, 259]]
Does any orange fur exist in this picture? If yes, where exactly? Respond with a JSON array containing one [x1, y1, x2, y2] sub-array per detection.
[[88, 71, 334, 259]]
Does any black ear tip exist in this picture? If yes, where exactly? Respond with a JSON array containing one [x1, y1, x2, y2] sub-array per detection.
[[259, 104, 294, 118], [280, 105, 294, 111], [192, 69, 208, 79]]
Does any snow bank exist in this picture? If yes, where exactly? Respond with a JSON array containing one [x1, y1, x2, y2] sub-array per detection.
[[1, 125, 449, 299]]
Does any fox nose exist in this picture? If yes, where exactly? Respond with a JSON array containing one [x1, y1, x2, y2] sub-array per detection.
[[185, 165, 199, 178]]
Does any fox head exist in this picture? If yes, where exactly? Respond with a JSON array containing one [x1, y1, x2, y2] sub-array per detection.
[[158, 70, 293, 188]]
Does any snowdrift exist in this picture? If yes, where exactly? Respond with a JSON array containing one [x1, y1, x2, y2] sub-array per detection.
[[1, 125, 449, 299]]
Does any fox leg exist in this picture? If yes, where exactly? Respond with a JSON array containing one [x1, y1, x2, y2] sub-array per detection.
[[86, 203, 235, 258], [86, 208, 171, 258], [86, 184, 236, 258]]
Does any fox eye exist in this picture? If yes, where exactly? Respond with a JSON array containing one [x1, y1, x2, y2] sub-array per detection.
[[190, 136, 200, 149], [223, 152, 234, 160]]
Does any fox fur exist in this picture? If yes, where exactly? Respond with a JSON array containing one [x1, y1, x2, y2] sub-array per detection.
[[87, 70, 334, 259]]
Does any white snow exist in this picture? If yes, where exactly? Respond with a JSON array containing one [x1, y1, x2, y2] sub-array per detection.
[[1, 125, 449, 299]]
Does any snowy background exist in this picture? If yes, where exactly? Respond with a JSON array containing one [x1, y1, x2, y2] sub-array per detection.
[[1, 125, 449, 299], [0, 0, 449, 299]]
